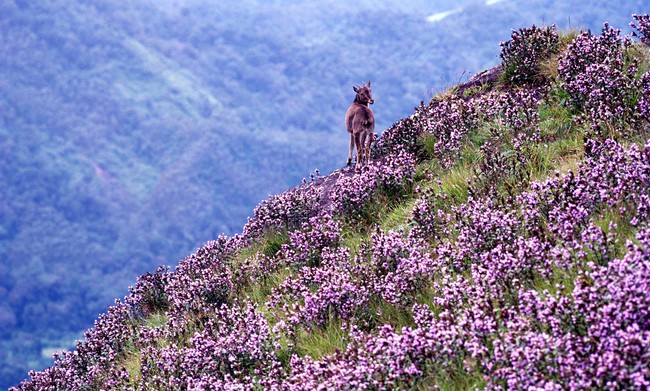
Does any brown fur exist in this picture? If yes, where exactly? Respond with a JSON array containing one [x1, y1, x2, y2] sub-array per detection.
[[345, 81, 375, 166]]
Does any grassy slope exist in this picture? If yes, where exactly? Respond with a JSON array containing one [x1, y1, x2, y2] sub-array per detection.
[[13, 26, 648, 388], [113, 32, 649, 388]]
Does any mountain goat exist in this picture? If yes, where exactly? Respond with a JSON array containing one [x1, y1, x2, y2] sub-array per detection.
[[345, 81, 375, 166]]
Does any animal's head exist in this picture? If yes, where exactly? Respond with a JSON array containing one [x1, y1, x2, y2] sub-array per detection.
[[353, 81, 374, 106]]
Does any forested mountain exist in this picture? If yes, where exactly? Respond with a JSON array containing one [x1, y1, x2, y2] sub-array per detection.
[[0, 0, 646, 388]]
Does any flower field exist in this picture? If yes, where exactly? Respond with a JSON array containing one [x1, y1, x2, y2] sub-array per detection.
[[12, 15, 650, 390]]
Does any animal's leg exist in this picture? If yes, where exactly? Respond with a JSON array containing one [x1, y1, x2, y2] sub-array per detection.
[[358, 133, 365, 166], [362, 144, 368, 166], [358, 132, 370, 166], [355, 132, 363, 167], [347, 132, 354, 166], [364, 132, 373, 164]]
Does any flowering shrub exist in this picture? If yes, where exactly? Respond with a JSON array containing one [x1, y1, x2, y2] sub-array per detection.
[[282, 230, 650, 390], [375, 147, 417, 197], [126, 265, 171, 317], [416, 94, 480, 167], [410, 182, 452, 242], [139, 301, 283, 389], [330, 165, 378, 220], [631, 14, 650, 44], [330, 148, 416, 223], [500, 24, 559, 85], [638, 71, 650, 118], [164, 240, 234, 328], [558, 24, 630, 102], [286, 321, 447, 389], [494, 88, 542, 146], [269, 247, 371, 331], [580, 59, 640, 136], [436, 196, 521, 271], [474, 139, 514, 192], [242, 186, 322, 238], [557, 23, 643, 137], [280, 213, 342, 268], [473, 88, 542, 192], [486, 228, 650, 389], [528, 139, 649, 248], [368, 230, 436, 307], [373, 116, 423, 158], [14, 300, 138, 390]]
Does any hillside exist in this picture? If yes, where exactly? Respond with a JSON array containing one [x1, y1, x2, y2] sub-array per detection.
[[11, 15, 650, 390], [4, 1, 650, 387]]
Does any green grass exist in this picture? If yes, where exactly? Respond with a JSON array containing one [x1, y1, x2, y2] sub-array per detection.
[[379, 199, 416, 232], [462, 82, 491, 98], [429, 368, 487, 391], [437, 164, 471, 202], [538, 29, 580, 81], [531, 266, 580, 297], [146, 312, 169, 329], [241, 262, 293, 307], [123, 345, 142, 384], [340, 229, 368, 257], [628, 42, 650, 75], [370, 298, 416, 329], [539, 90, 576, 138], [296, 319, 350, 360], [591, 206, 640, 260]]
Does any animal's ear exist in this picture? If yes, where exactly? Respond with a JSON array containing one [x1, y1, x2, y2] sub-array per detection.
[[353, 86, 359, 93], [367, 81, 371, 87]]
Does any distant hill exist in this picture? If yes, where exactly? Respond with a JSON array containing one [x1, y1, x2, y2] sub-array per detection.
[[1, 0, 647, 388]]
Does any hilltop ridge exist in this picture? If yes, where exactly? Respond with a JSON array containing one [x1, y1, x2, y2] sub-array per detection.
[[12, 15, 650, 390]]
